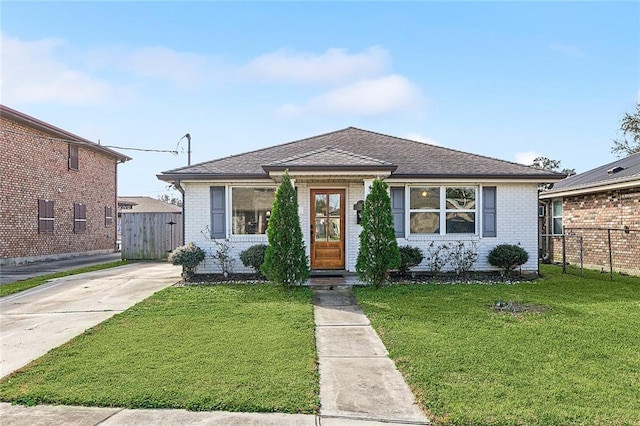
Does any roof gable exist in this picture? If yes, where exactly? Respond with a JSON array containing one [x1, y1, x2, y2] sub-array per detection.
[[159, 127, 561, 181]]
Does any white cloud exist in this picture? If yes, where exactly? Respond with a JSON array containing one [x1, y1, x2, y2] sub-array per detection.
[[404, 132, 441, 146], [549, 43, 586, 59], [0, 33, 113, 105], [118, 46, 216, 87], [245, 46, 390, 84], [277, 74, 420, 117], [514, 151, 541, 165]]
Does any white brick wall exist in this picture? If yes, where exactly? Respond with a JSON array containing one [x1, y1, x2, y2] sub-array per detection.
[[183, 180, 539, 274]]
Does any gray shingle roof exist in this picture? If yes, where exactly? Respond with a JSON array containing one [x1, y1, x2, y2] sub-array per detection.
[[542, 152, 640, 196], [158, 127, 561, 181], [118, 196, 182, 213], [267, 147, 393, 167]]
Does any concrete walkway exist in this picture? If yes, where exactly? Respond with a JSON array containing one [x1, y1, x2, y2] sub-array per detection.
[[314, 288, 429, 425]]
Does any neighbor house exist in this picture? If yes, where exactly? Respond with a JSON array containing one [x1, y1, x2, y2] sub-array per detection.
[[0, 105, 130, 266], [157, 127, 562, 275], [539, 152, 640, 276]]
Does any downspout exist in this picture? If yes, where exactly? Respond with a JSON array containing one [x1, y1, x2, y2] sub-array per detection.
[[115, 158, 126, 253], [545, 199, 551, 261], [173, 179, 185, 245], [114, 160, 119, 252]]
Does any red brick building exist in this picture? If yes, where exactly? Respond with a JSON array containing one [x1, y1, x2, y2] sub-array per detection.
[[539, 152, 640, 276], [0, 105, 130, 266]]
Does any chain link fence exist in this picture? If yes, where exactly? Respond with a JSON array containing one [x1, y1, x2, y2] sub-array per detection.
[[540, 227, 639, 280]]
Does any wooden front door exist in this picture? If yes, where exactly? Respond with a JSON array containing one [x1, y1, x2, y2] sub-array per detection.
[[310, 189, 345, 269]]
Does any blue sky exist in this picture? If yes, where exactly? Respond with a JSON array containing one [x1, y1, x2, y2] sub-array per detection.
[[2, 1, 638, 198]]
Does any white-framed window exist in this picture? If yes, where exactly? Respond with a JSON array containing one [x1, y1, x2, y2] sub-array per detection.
[[231, 187, 276, 235], [409, 186, 477, 235], [552, 200, 563, 235], [409, 187, 440, 234]]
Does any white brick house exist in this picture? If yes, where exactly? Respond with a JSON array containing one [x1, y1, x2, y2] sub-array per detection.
[[158, 128, 562, 275]]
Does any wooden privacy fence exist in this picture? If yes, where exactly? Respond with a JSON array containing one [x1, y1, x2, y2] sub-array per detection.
[[120, 212, 183, 260]]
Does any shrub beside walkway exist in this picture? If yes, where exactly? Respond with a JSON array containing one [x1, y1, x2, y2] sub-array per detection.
[[313, 288, 429, 424]]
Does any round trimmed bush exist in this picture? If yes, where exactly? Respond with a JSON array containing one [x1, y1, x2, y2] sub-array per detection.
[[239, 244, 268, 274], [398, 245, 424, 276], [168, 242, 206, 280], [488, 244, 529, 275]]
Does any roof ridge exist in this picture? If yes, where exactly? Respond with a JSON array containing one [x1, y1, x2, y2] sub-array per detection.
[[163, 127, 355, 173], [345, 126, 561, 175]]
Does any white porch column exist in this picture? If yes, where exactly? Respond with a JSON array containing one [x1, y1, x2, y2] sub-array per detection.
[[363, 179, 374, 198]]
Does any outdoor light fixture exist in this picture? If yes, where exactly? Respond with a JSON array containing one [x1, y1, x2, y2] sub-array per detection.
[[353, 200, 364, 224]]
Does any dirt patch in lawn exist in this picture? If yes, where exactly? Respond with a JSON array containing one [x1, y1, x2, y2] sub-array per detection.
[[491, 300, 551, 314]]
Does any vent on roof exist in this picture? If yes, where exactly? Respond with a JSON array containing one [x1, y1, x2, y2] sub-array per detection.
[[607, 166, 625, 174]]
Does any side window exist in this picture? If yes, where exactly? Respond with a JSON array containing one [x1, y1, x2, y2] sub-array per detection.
[[552, 200, 563, 235], [38, 199, 54, 233], [69, 144, 79, 170], [105, 206, 113, 226], [74, 203, 87, 233]]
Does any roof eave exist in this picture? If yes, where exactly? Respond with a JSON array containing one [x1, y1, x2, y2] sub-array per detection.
[[157, 173, 270, 182], [539, 178, 640, 199], [389, 173, 565, 181], [1, 104, 131, 162]]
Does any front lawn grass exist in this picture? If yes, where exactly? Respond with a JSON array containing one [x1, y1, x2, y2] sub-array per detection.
[[0, 261, 130, 297], [0, 285, 319, 413], [354, 265, 640, 425]]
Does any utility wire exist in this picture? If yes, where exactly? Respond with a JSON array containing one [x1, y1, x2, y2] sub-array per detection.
[[1, 128, 180, 154], [103, 145, 179, 154]]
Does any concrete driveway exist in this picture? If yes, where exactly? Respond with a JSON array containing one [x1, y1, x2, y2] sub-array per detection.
[[0, 262, 181, 378]]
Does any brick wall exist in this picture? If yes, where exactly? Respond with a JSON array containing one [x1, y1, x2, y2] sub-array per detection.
[[546, 188, 640, 275], [0, 115, 119, 264]]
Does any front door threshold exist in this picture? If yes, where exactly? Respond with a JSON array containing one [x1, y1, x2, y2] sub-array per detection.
[[310, 269, 349, 277]]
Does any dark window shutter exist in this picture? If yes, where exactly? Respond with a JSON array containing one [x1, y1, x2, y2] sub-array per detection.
[[74, 203, 87, 232], [47, 201, 54, 232], [80, 204, 86, 232], [74, 203, 79, 232], [38, 199, 46, 232], [39, 199, 54, 232], [482, 187, 497, 237], [69, 144, 79, 170], [105, 206, 113, 226], [210, 187, 226, 239], [390, 187, 405, 238]]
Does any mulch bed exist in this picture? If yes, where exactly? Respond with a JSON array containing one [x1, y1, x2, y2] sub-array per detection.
[[175, 271, 536, 286]]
